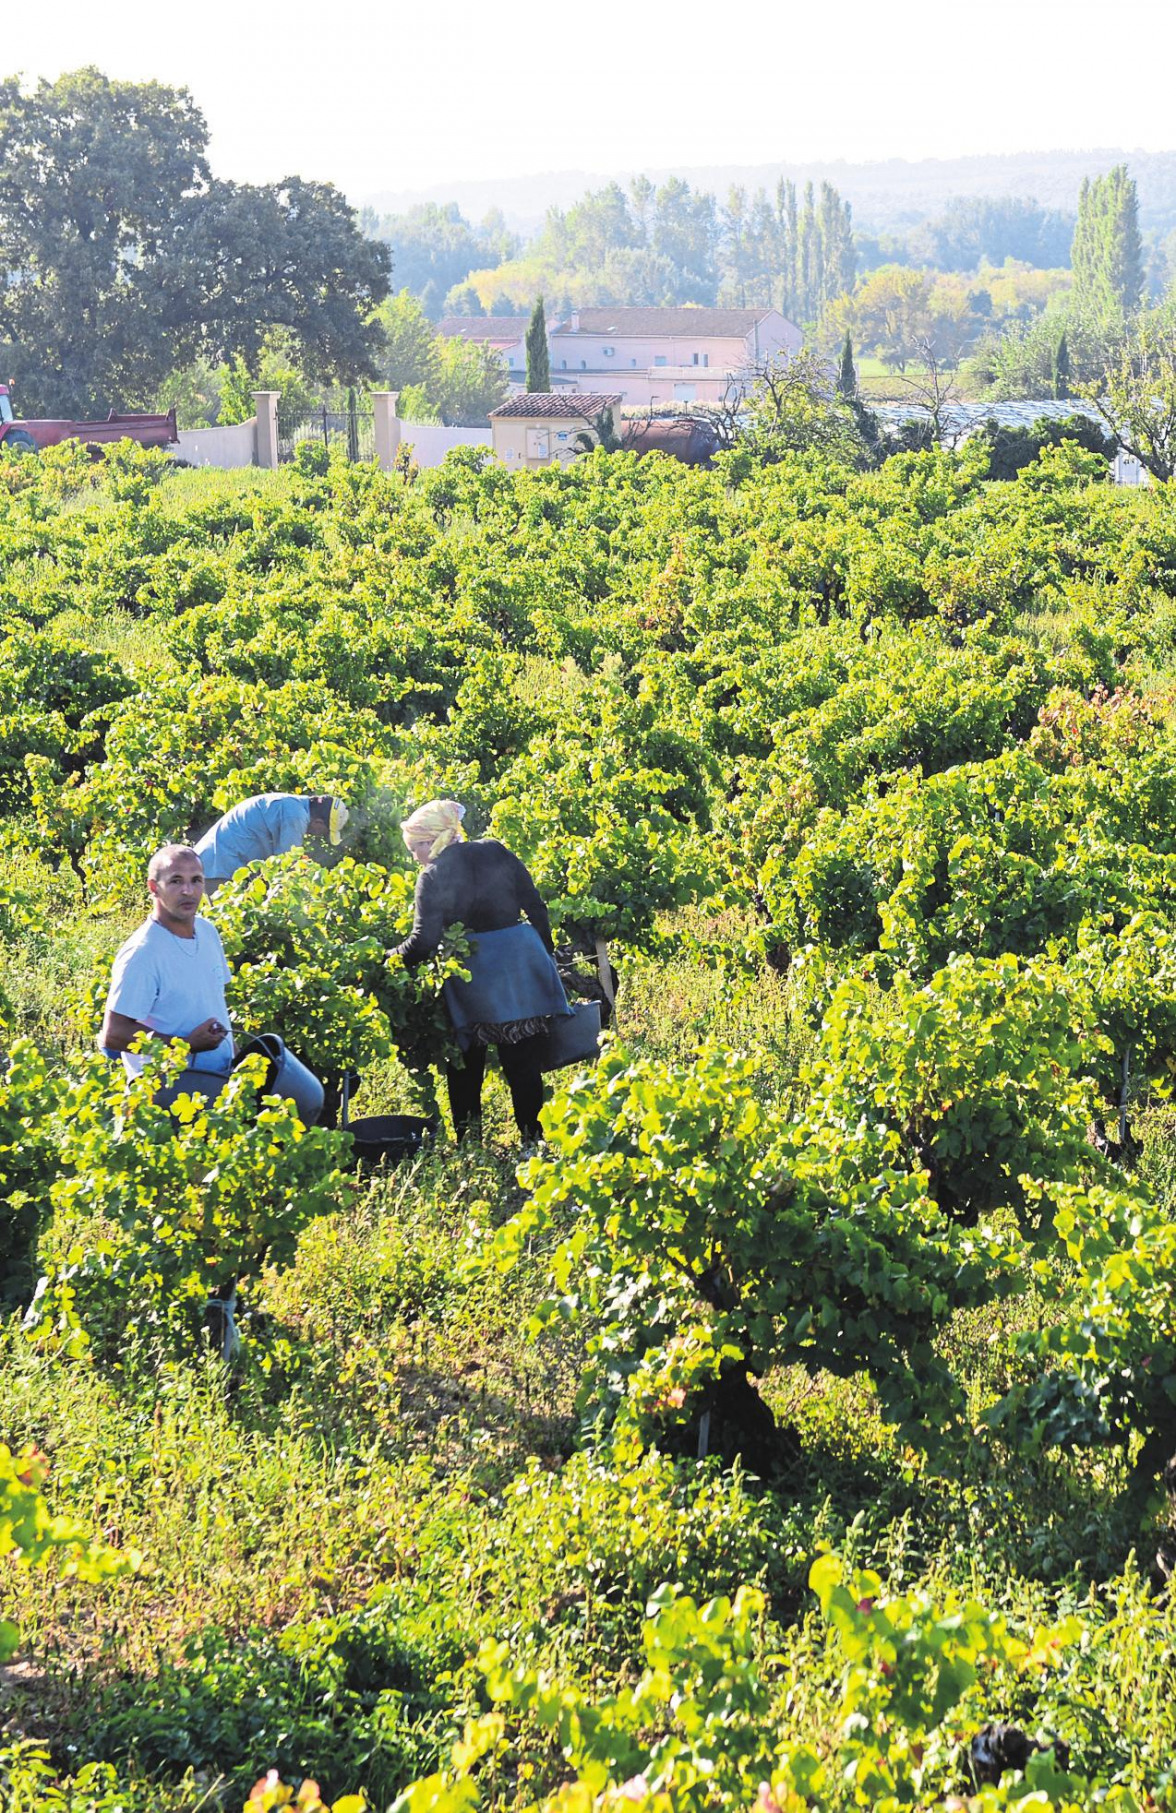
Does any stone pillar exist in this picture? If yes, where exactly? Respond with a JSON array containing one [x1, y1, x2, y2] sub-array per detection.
[[371, 391, 401, 471], [252, 390, 280, 469]]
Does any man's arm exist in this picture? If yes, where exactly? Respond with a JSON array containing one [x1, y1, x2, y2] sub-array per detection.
[[99, 1010, 227, 1055]]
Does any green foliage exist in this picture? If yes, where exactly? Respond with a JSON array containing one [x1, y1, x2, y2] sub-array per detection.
[[210, 852, 468, 1092], [971, 413, 1114, 481], [525, 297, 550, 392], [1071, 165, 1143, 318], [0, 1441, 136, 1662], [453, 172, 854, 320], [837, 331, 856, 397], [368, 199, 518, 318], [738, 348, 874, 469], [428, 336, 510, 425], [43, 673, 391, 892], [376, 290, 445, 393], [216, 330, 326, 427], [377, 295, 509, 425], [0, 68, 390, 415], [1081, 306, 1176, 480], [495, 1004, 1036, 1450], [0, 1040, 60, 1298], [8, 422, 1176, 1810], [84, 1593, 447, 1808], [26, 1048, 346, 1361], [391, 1557, 1127, 1813]]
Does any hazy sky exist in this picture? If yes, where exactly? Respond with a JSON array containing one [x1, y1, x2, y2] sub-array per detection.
[[5, 0, 1175, 202]]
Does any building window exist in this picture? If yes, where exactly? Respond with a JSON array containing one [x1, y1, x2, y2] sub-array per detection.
[[560, 359, 567, 369], [692, 353, 699, 365], [702, 354, 709, 367], [630, 359, 637, 367], [603, 345, 614, 356], [654, 356, 668, 367], [580, 360, 586, 369]]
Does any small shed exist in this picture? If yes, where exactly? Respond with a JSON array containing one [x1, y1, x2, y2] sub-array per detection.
[[489, 393, 624, 470]]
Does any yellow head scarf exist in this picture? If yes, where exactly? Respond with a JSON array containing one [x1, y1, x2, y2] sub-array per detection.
[[402, 798, 467, 861]]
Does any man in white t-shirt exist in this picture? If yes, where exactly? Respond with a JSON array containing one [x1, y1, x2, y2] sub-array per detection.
[[100, 844, 235, 1104]]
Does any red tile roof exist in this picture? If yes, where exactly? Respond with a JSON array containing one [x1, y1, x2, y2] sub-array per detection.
[[551, 307, 776, 338], [437, 316, 526, 345], [490, 392, 624, 419]]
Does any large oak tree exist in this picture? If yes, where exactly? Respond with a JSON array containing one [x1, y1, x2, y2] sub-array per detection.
[[0, 68, 391, 416]]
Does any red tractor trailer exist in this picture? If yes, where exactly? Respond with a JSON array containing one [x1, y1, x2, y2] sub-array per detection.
[[0, 385, 178, 454]]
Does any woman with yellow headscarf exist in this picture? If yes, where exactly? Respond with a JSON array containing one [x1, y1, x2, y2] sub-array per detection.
[[394, 799, 571, 1141]]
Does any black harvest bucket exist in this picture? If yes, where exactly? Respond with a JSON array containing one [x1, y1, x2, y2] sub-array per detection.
[[340, 1075, 437, 1165], [345, 1113, 437, 1165]]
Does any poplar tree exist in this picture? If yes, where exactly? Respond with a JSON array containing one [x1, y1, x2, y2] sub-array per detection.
[[800, 183, 818, 322], [818, 182, 856, 314], [525, 296, 550, 392], [1071, 165, 1142, 317], [1052, 328, 1071, 399], [781, 180, 799, 318]]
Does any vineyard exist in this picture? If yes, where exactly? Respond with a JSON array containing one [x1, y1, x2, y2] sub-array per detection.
[[4, 430, 1176, 1810]]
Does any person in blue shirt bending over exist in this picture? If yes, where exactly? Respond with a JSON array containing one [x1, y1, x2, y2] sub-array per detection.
[[195, 793, 348, 895]]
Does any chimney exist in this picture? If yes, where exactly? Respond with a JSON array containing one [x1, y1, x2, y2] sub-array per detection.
[[570, 310, 580, 332]]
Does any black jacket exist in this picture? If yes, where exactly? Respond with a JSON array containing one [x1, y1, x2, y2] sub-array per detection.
[[394, 839, 553, 968]]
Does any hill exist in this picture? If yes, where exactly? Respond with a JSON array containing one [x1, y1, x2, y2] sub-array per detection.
[[360, 146, 1176, 235]]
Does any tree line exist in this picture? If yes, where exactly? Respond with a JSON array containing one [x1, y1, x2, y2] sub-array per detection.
[[375, 162, 1176, 411], [377, 175, 856, 323], [3, 66, 1171, 427]]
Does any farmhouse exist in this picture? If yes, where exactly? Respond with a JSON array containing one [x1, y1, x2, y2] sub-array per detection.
[[489, 392, 624, 470], [439, 306, 802, 406]]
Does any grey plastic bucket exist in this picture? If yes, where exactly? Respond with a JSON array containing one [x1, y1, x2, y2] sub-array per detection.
[[536, 1001, 601, 1073], [236, 1034, 325, 1124]]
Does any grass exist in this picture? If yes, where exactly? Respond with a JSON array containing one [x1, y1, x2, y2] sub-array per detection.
[[853, 356, 987, 403], [4, 832, 1176, 1801]]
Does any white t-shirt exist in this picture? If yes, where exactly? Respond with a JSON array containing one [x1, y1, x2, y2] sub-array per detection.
[[106, 916, 234, 1078]]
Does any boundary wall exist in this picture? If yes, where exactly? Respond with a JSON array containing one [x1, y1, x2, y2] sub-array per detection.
[[168, 392, 491, 471], [175, 418, 258, 467]]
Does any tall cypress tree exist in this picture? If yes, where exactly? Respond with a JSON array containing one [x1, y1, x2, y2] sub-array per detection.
[[1052, 328, 1071, 399], [525, 296, 550, 392]]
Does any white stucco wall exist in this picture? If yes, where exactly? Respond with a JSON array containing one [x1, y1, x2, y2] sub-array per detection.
[[175, 418, 258, 467], [399, 422, 493, 467]]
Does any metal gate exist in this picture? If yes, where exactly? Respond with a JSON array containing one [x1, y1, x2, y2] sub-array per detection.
[[277, 389, 375, 463]]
